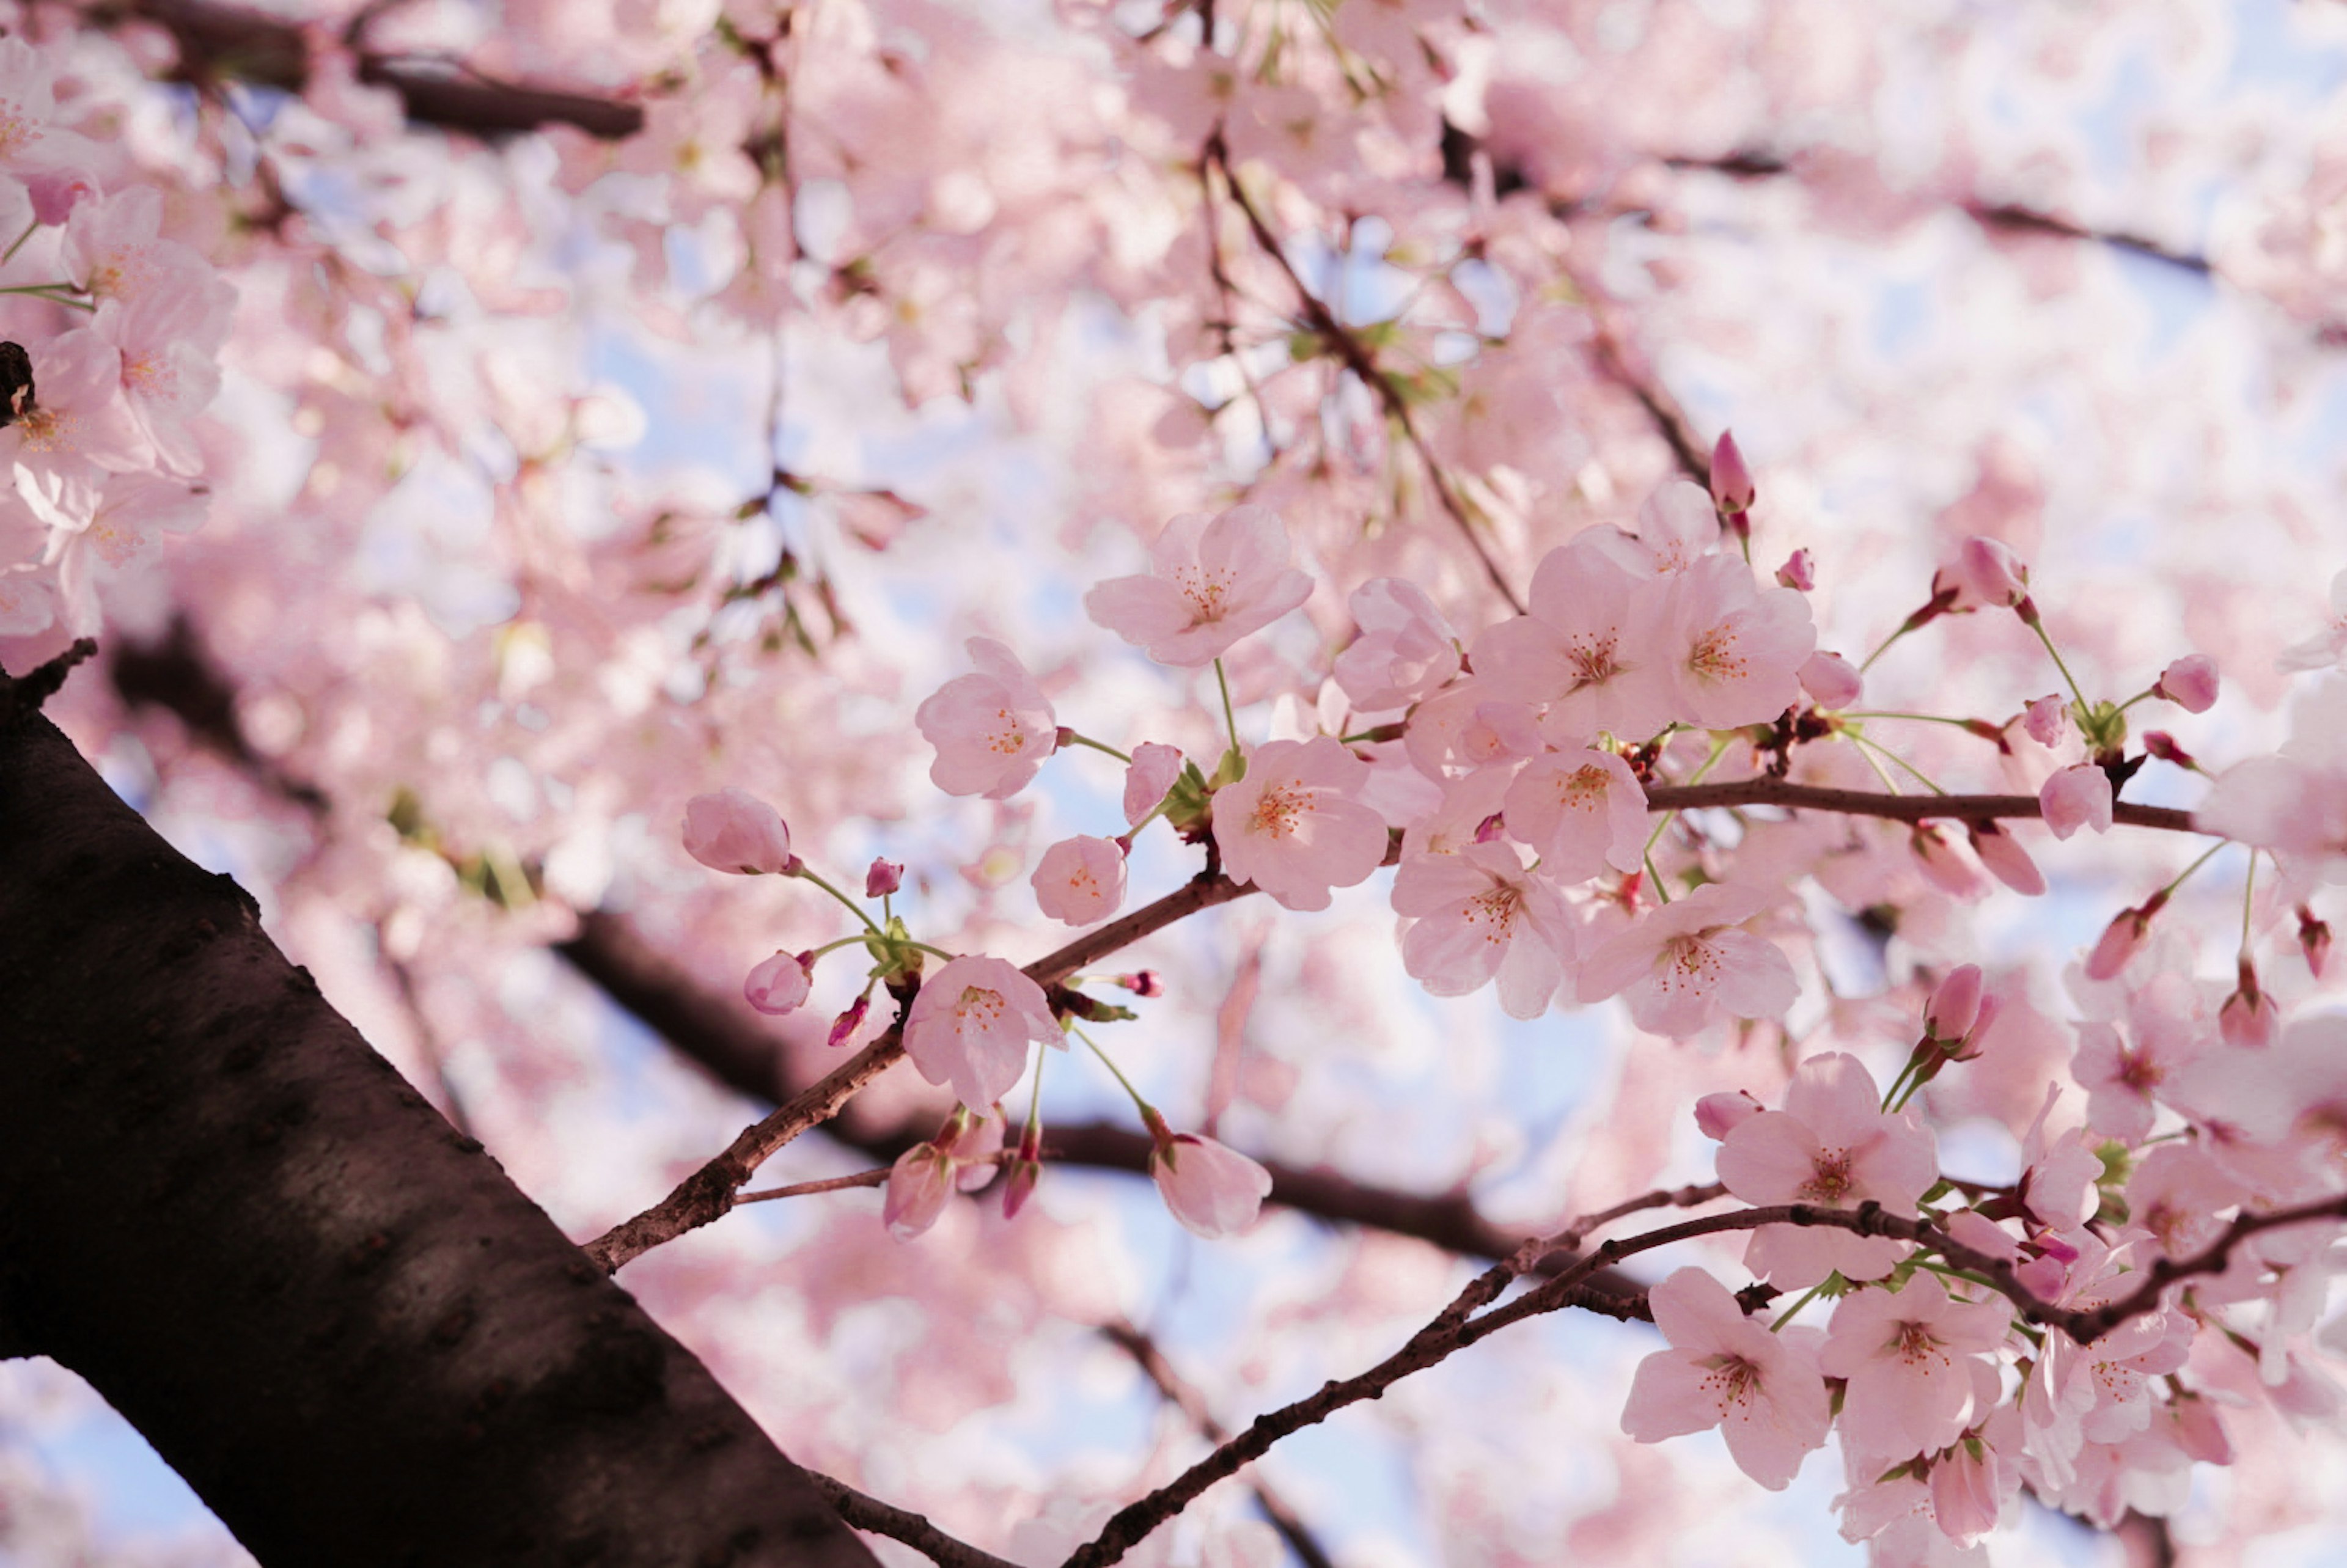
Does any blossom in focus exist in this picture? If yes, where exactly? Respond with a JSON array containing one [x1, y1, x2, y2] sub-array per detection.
[[1660, 554, 1816, 729], [1211, 737, 1389, 912], [1032, 833, 1127, 926], [902, 955, 1062, 1109], [1820, 1273, 2009, 1460], [1392, 840, 1575, 1019], [1577, 882, 1799, 1037], [1334, 577, 1460, 711], [1715, 1052, 1938, 1288], [1500, 747, 1648, 881], [0, 328, 149, 531], [2154, 655, 2219, 713], [915, 636, 1059, 799], [865, 858, 904, 898], [2039, 764, 2112, 840], [743, 950, 814, 1016], [1471, 535, 1675, 745], [682, 788, 795, 874], [1710, 429, 1755, 516], [1144, 1110, 1273, 1238], [1798, 650, 1860, 709], [1622, 1267, 1831, 1490], [1084, 504, 1312, 667], [2023, 694, 2068, 748]]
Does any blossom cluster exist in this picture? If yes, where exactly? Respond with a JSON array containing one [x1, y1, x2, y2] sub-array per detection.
[[0, 38, 231, 640]]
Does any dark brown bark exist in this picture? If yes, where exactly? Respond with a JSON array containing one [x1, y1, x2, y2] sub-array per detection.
[[0, 679, 875, 1567]]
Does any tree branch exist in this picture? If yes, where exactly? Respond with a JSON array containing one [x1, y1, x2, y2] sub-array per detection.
[[1645, 779, 2200, 833], [804, 1474, 1024, 1568]]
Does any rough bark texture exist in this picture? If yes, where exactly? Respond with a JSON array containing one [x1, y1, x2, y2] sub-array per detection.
[[0, 692, 876, 1568]]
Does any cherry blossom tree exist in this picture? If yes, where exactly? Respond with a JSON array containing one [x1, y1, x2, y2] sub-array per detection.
[[7, 2, 2347, 1566]]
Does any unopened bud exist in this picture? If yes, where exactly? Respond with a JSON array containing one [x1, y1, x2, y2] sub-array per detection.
[[1002, 1123, 1044, 1220], [2300, 907, 2332, 978], [1926, 964, 1985, 1043], [1911, 824, 1986, 899], [1694, 1090, 1763, 1140], [1958, 537, 2030, 609], [2085, 893, 2167, 982], [1114, 970, 1165, 997], [2219, 957, 2278, 1049], [1710, 430, 1755, 516], [2142, 731, 2196, 769], [1968, 822, 2046, 896], [827, 991, 871, 1049], [2153, 654, 2219, 714], [1799, 650, 1863, 710], [865, 857, 905, 898], [1774, 548, 1815, 592], [2022, 695, 2068, 749]]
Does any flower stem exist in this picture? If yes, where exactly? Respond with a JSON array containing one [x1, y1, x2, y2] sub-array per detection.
[[1, 219, 38, 266], [1213, 657, 1243, 755], [2029, 619, 2090, 709], [1062, 730, 1134, 764], [1074, 1024, 1152, 1116], [1771, 1280, 1829, 1331], [2241, 851, 2260, 962], [790, 865, 890, 937], [2158, 840, 2228, 902], [1850, 731, 1948, 795]]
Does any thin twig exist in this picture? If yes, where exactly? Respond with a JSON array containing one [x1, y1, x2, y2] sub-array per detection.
[[1644, 780, 2200, 834], [804, 1471, 1023, 1568], [736, 1167, 892, 1204]]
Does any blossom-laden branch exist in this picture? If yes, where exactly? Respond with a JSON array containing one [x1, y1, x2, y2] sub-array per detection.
[[1061, 1186, 2346, 1568], [582, 872, 1255, 1272]]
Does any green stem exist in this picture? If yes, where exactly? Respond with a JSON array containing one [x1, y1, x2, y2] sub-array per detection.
[[1843, 711, 1982, 730], [1061, 730, 1134, 764], [1849, 735, 1903, 797], [2029, 619, 2090, 709], [1857, 623, 1916, 675], [1213, 657, 1243, 754], [2158, 841, 2227, 902], [1850, 731, 1948, 796], [1074, 1025, 1151, 1116], [909, 940, 959, 964], [0, 218, 37, 266], [2241, 851, 2260, 962], [808, 935, 870, 959], [1771, 1280, 1829, 1331], [789, 865, 889, 937], [1643, 851, 1672, 906], [2113, 687, 2159, 716]]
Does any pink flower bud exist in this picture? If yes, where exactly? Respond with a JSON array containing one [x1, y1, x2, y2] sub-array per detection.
[[827, 992, 871, 1049], [2302, 907, 2332, 978], [1968, 822, 2046, 896], [744, 950, 815, 1016], [2220, 959, 2278, 1049], [865, 858, 904, 898], [1123, 741, 1185, 827], [1926, 964, 1984, 1043], [1956, 537, 2030, 608], [1144, 1110, 1273, 1239], [681, 788, 795, 874], [1002, 1123, 1044, 1220], [1930, 1438, 2002, 1549], [2171, 1394, 2232, 1465], [2085, 901, 2159, 982], [2039, 764, 2112, 840], [2153, 654, 2219, 714], [2022, 695, 2067, 749], [1911, 824, 1986, 899], [26, 170, 94, 226], [883, 1143, 955, 1240], [1797, 650, 1862, 709], [1114, 970, 1164, 997], [1693, 1090, 1763, 1140], [1773, 549, 1815, 592], [2142, 731, 2195, 768], [1709, 430, 1755, 515]]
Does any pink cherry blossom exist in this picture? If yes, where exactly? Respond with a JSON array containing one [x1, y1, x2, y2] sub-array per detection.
[[1926, 965, 1985, 1043], [1032, 833, 1127, 925], [1710, 430, 1755, 515], [1659, 554, 1816, 729], [1084, 504, 1312, 667], [2039, 764, 2112, 840], [1967, 823, 2046, 896], [2084, 900, 2159, 982], [1951, 536, 2029, 609], [0, 329, 150, 531], [1576, 882, 1799, 1038], [1798, 650, 1861, 709], [2276, 569, 2347, 673], [1774, 549, 1815, 592], [1123, 741, 1183, 826], [1821, 1273, 2010, 1460], [915, 637, 1059, 799], [1621, 1267, 1831, 1490], [2022, 694, 2068, 748], [883, 1141, 956, 1240], [681, 788, 795, 874], [1211, 737, 1389, 912], [1500, 748, 1648, 881], [1333, 577, 1460, 711], [1144, 1111, 1273, 1238], [1469, 537, 1675, 745], [865, 859, 904, 898], [743, 950, 814, 1016], [1392, 840, 1574, 1018], [2153, 655, 2219, 713], [902, 955, 1062, 1109], [1716, 1053, 1938, 1288], [1695, 1090, 1763, 1139]]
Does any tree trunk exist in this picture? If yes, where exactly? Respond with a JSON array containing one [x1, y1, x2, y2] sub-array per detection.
[[0, 672, 876, 1568]]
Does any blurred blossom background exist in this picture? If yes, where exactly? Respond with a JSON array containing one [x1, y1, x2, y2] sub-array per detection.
[[10, 0, 2347, 1564]]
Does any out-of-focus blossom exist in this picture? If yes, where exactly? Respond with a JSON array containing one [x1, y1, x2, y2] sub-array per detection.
[[1798, 650, 1860, 709], [1334, 577, 1460, 711], [2040, 765, 2112, 840], [1085, 504, 1312, 667], [2154, 655, 2219, 713], [916, 637, 1059, 799], [683, 788, 795, 874]]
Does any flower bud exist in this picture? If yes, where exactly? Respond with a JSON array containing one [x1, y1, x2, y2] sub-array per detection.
[[1710, 430, 1755, 516], [744, 950, 815, 1016], [1969, 822, 2046, 896], [1926, 964, 1985, 1043], [2142, 731, 2195, 769], [1113, 970, 1165, 997], [1957, 537, 2030, 609], [682, 788, 795, 875], [2153, 654, 2219, 714], [2022, 695, 2067, 749], [883, 1142, 955, 1241], [1911, 824, 1986, 899], [2085, 897, 2164, 982], [1694, 1090, 1763, 1140], [1002, 1123, 1044, 1220], [2301, 906, 2332, 978], [1774, 548, 1815, 592], [1798, 650, 1862, 710], [826, 991, 871, 1049], [1143, 1108, 1273, 1239], [865, 857, 904, 898], [2039, 764, 2112, 840], [2219, 959, 2279, 1049]]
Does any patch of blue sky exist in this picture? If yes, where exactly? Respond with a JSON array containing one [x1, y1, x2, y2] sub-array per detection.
[[2227, 0, 2347, 103], [2108, 243, 2216, 361]]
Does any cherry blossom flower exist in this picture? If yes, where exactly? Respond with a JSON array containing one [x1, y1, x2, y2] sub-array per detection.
[[883, 1111, 1005, 1241], [1144, 1110, 1272, 1238], [2022, 695, 2068, 748], [2276, 568, 2347, 673], [1925, 965, 1985, 1043], [1577, 882, 1799, 1037], [1123, 742, 1183, 826], [681, 788, 795, 874], [2154, 655, 2219, 713], [1696, 1090, 1763, 1140], [1710, 430, 1755, 516], [903, 956, 1062, 1109], [1716, 1053, 1938, 1287], [916, 637, 1059, 799], [1967, 822, 2046, 896], [1392, 840, 1574, 1018], [2039, 764, 2112, 840], [1032, 833, 1126, 925], [1211, 737, 1389, 912], [1822, 1273, 2009, 1460], [1084, 504, 1312, 667], [1798, 650, 1861, 709], [1621, 1267, 1831, 1490], [1500, 747, 1648, 881], [1659, 554, 1816, 729], [1950, 537, 2029, 609], [1333, 577, 1460, 711], [743, 950, 814, 1016], [1471, 536, 1674, 745], [865, 859, 904, 898], [0, 328, 149, 531]]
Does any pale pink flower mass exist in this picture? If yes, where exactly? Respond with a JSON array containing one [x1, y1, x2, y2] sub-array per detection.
[[1622, 1267, 1831, 1490], [1334, 577, 1460, 711], [1211, 737, 1389, 912], [1392, 840, 1574, 1019], [902, 955, 1062, 1110], [1821, 1273, 2009, 1461], [1577, 882, 1799, 1038], [1084, 504, 1312, 667]]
